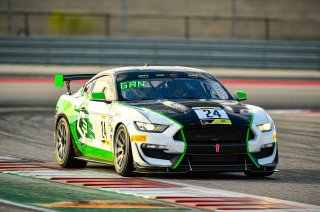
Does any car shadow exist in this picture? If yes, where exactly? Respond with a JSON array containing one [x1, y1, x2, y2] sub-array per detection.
[[85, 164, 320, 185], [145, 172, 277, 181], [145, 168, 320, 184]]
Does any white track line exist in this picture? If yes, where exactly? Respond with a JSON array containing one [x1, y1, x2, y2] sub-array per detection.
[[0, 156, 22, 162], [0, 199, 55, 212]]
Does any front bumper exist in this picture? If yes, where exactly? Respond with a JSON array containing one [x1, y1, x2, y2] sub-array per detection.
[[128, 121, 278, 173]]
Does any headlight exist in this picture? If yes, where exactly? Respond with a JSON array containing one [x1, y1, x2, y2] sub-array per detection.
[[134, 121, 169, 133], [257, 122, 272, 132]]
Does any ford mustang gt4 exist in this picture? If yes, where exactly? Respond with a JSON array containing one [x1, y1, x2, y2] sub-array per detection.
[[54, 66, 278, 177]]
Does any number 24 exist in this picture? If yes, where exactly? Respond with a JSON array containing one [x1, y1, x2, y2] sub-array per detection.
[[203, 109, 221, 118]]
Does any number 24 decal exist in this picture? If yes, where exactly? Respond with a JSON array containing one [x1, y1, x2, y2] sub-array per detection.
[[193, 108, 229, 120], [203, 109, 221, 118]]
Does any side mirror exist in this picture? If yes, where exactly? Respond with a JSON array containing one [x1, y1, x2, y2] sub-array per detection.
[[235, 91, 247, 101], [90, 92, 106, 101]]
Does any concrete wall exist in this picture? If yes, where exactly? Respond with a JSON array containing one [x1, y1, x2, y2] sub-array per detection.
[[0, 0, 319, 39]]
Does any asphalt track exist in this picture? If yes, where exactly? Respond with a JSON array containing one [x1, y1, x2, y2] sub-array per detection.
[[0, 65, 319, 211]]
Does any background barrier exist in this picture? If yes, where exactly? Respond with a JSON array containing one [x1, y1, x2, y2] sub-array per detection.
[[0, 36, 319, 69]]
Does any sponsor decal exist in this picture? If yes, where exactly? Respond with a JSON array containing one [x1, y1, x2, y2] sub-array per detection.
[[131, 134, 147, 142], [155, 74, 165, 77], [138, 74, 149, 78], [168, 73, 179, 77], [272, 133, 277, 141], [212, 82, 229, 99], [120, 81, 146, 90], [188, 73, 197, 78], [101, 140, 110, 146], [201, 119, 232, 125], [77, 118, 95, 140]]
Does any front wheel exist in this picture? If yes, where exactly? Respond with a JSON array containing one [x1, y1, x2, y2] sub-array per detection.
[[114, 124, 134, 176], [244, 171, 274, 177], [55, 117, 87, 168]]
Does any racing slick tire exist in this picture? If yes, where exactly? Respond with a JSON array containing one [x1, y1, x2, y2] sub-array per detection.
[[244, 171, 274, 177], [55, 117, 87, 168], [114, 124, 134, 176]]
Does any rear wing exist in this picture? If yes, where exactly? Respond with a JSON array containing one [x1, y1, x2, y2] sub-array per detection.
[[54, 74, 95, 94]]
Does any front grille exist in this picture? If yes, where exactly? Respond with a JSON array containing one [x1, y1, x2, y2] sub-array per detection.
[[184, 126, 248, 144], [175, 125, 252, 171]]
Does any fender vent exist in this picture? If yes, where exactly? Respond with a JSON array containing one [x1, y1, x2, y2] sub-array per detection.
[[173, 130, 183, 141], [252, 144, 275, 159]]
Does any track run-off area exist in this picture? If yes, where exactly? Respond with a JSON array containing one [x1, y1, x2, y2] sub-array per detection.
[[0, 65, 319, 211]]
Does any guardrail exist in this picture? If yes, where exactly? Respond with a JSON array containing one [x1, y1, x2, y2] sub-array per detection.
[[1, 11, 320, 40], [0, 36, 319, 69]]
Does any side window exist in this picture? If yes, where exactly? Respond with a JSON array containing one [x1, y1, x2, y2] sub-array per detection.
[[91, 76, 115, 100], [83, 80, 95, 95]]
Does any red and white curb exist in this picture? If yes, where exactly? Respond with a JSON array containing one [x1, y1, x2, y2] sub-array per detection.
[[1, 157, 319, 211]]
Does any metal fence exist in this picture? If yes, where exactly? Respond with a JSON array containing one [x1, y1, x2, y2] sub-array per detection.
[[1, 11, 320, 40], [1, 36, 319, 69]]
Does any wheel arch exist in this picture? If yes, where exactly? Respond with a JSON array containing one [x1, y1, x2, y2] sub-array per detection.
[[112, 122, 126, 148], [112, 121, 134, 176], [55, 113, 68, 128], [112, 121, 136, 158], [55, 113, 83, 157]]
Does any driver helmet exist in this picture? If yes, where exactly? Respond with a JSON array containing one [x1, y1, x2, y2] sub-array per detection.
[[170, 81, 189, 98]]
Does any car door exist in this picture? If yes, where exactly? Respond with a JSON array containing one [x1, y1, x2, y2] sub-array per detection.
[[75, 79, 96, 152], [81, 75, 115, 162]]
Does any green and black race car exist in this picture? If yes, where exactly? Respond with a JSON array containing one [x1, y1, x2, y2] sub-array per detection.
[[54, 66, 278, 177]]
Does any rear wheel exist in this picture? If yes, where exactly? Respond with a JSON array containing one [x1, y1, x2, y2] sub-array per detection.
[[114, 124, 134, 176], [55, 117, 87, 168], [244, 171, 274, 177]]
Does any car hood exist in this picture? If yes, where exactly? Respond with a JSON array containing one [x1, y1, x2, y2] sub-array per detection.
[[124, 99, 252, 127]]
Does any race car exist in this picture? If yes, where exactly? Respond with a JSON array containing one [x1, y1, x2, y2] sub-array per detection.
[[54, 66, 278, 177]]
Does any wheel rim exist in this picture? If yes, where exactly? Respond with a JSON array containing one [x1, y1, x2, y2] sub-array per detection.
[[115, 128, 127, 170], [56, 121, 67, 161]]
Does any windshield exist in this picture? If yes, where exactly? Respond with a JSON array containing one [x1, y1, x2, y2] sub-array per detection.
[[116, 73, 232, 101]]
